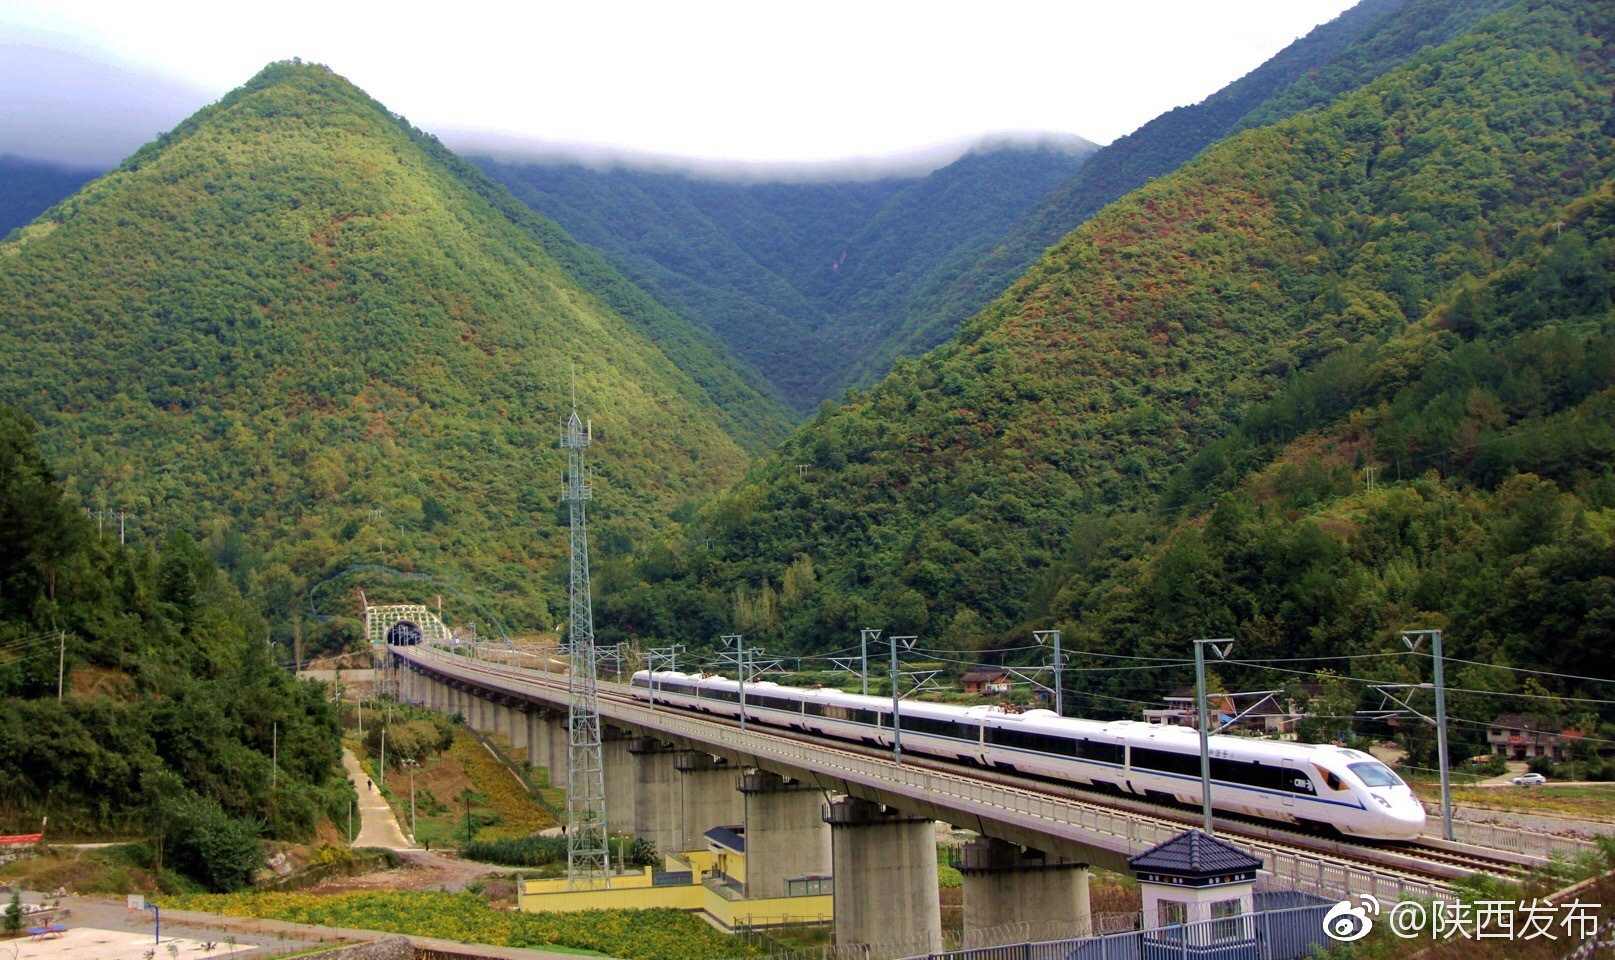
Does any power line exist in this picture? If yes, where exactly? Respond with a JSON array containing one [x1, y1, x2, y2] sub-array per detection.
[[1421, 654, 1615, 687]]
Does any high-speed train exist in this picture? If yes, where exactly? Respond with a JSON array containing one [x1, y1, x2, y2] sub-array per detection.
[[630, 670, 1426, 841]]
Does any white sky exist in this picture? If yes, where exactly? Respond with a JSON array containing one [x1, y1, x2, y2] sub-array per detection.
[[3, 0, 1359, 164]]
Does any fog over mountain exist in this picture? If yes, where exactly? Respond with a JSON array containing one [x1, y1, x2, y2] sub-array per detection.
[[0, 32, 1091, 183], [444, 129, 1098, 184], [0, 40, 215, 166]]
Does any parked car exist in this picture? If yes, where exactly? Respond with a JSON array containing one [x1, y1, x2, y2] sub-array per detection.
[[1512, 773, 1547, 786]]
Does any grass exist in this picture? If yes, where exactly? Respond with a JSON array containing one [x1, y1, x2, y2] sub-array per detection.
[[350, 727, 558, 849], [0, 843, 199, 896], [1411, 782, 1615, 821], [160, 890, 761, 960]]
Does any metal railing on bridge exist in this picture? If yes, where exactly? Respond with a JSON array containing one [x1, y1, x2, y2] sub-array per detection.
[[396, 648, 1452, 905]]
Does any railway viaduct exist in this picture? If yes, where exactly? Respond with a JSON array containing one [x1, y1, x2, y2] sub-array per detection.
[[387, 645, 1446, 957]]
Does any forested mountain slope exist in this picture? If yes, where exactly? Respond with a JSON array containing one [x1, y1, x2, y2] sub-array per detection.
[[479, 139, 1094, 411], [0, 403, 346, 887], [0, 61, 789, 635], [845, 0, 1520, 392], [598, 0, 1615, 666], [1045, 180, 1615, 723]]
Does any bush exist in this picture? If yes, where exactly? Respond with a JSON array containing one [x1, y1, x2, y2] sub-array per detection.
[[165, 794, 265, 892], [462, 834, 568, 867], [937, 865, 963, 889], [1528, 755, 1556, 777], [4, 887, 22, 934]]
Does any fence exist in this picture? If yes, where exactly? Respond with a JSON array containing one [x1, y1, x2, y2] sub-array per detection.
[[898, 902, 1335, 960], [1442, 817, 1605, 860]]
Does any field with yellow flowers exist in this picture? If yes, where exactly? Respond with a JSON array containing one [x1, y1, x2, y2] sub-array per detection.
[[164, 891, 760, 960]]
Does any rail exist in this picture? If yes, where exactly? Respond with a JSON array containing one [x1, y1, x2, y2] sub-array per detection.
[[395, 647, 1452, 903]]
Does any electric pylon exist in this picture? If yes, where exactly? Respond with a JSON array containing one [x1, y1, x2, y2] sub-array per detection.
[[560, 384, 608, 889]]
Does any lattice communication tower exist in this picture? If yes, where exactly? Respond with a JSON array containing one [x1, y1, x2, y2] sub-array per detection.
[[560, 393, 609, 888]]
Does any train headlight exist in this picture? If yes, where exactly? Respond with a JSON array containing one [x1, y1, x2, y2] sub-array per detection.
[[1374, 795, 1392, 808]]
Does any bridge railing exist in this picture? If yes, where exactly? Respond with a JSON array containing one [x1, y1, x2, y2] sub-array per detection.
[[398, 649, 1451, 904]]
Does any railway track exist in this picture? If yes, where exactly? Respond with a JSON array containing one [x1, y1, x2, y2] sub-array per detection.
[[404, 652, 1522, 888]]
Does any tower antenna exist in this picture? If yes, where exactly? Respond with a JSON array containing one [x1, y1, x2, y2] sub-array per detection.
[[560, 371, 608, 889]]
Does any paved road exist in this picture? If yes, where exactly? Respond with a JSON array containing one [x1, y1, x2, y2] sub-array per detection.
[[342, 748, 414, 849]]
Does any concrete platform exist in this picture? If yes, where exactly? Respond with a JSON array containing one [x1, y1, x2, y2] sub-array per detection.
[[12, 927, 227, 960]]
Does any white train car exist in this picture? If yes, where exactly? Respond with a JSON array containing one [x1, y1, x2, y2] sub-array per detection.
[[630, 670, 1425, 841]]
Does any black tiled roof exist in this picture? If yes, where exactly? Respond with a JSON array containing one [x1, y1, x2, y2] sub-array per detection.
[[1128, 830, 1263, 877], [704, 825, 746, 854]]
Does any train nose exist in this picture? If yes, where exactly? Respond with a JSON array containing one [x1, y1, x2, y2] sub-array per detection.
[[1373, 790, 1427, 838]]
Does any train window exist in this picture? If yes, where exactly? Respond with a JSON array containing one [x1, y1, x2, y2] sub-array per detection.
[[986, 727, 1078, 756], [900, 715, 978, 740], [1082, 741, 1125, 765], [706, 689, 740, 703], [803, 702, 826, 717], [825, 705, 879, 726], [749, 694, 800, 712], [1134, 748, 1200, 777], [631, 676, 649, 687], [1211, 758, 1288, 792], [1348, 762, 1404, 787]]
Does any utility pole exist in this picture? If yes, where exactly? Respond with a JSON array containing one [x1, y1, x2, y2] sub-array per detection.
[[860, 628, 880, 697], [646, 645, 684, 712], [57, 629, 66, 700], [1400, 629, 1454, 841], [379, 726, 386, 789], [887, 636, 920, 766], [272, 722, 278, 789], [720, 635, 747, 730], [403, 758, 418, 842], [1032, 629, 1065, 715], [1193, 638, 1234, 835]]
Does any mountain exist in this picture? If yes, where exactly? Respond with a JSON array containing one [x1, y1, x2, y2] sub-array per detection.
[[597, 0, 1615, 670], [1045, 179, 1615, 725], [477, 138, 1096, 411], [839, 0, 1522, 393], [0, 401, 347, 873], [0, 156, 100, 238], [0, 61, 792, 637]]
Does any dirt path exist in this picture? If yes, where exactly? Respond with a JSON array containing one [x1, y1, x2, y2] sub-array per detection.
[[341, 748, 413, 849]]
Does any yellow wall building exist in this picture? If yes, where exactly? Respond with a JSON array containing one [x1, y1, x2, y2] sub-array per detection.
[[518, 831, 833, 931]]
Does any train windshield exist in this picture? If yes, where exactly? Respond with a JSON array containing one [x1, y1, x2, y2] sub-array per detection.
[[1348, 761, 1404, 787]]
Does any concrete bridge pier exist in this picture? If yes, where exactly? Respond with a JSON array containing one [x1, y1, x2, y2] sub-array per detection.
[[959, 836, 1091, 946], [524, 709, 548, 769], [675, 752, 744, 853], [545, 715, 570, 789], [630, 738, 685, 856], [505, 701, 529, 751], [826, 797, 942, 960], [740, 770, 831, 899], [601, 727, 638, 834]]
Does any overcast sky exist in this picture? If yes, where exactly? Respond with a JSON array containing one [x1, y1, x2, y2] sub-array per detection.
[[3, 0, 1359, 170]]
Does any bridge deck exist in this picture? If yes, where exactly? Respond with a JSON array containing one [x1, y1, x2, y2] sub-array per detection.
[[391, 645, 1450, 901]]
